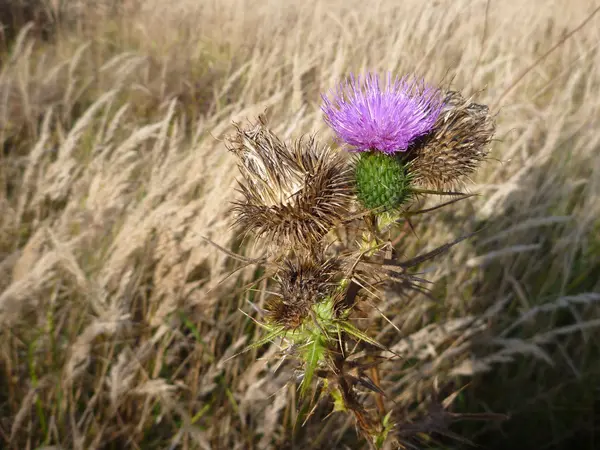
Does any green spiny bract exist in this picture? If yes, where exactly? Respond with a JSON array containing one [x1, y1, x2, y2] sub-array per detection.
[[354, 151, 412, 211]]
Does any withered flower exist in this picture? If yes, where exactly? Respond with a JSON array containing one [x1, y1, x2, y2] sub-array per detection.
[[408, 91, 496, 190], [226, 117, 353, 251], [265, 256, 340, 329]]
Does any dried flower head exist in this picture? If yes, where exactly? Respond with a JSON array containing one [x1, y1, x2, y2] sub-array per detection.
[[226, 117, 353, 251], [321, 72, 444, 154], [408, 91, 496, 190], [265, 256, 340, 329]]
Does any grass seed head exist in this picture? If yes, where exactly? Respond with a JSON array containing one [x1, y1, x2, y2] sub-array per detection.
[[226, 117, 354, 252], [408, 91, 496, 190]]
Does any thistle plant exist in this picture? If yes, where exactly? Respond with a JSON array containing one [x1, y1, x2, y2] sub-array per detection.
[[222, 71, 496, 448]]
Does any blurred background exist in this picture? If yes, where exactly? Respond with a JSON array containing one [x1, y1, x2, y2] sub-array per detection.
[[1, 0, 599, 449]]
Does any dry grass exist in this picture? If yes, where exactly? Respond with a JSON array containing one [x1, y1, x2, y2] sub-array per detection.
[[1, 0, 599, 448]]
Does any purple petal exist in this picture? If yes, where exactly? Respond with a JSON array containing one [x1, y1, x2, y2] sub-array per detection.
[[321, 72, 444, 154]]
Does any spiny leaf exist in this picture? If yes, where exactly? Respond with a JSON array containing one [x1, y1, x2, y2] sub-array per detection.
[[242, 326, 286, 353], [374, 411, 395, 449], [300, 335, 327, 397], [402, 193, 476, 217], [409, 187, 470, 196], [330, 387, 347, 412], [335, 320, 388, 351]]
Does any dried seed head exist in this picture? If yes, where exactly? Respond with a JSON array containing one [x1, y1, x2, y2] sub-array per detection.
[[226, 117, 354, 251], [265, 256, 340, 329], [408, 91, 496, 190]]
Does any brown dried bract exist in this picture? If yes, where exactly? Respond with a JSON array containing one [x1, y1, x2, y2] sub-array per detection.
[[409, 91, 496, 190], [265, 256, 340, 329], [226, 116, 354, 253]]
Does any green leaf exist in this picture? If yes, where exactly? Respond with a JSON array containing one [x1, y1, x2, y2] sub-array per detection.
[[330, 386, 347, 412], [335, 320, 387, 351], [242, 326, 286, 353], [374, 411, 395, 449], [300, 335, 326, 397]]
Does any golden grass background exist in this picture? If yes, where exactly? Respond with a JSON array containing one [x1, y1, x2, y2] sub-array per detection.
[[1, 0, 599, 448]]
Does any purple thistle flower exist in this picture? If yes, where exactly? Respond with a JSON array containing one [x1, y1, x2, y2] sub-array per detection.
[[321, 72, 445, 154]]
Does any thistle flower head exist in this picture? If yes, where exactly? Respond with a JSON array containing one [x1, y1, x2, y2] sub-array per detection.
[[226, 117, 353, 251], [321, 72, 444, 154], [409, 91, 496, 190], [265, 256, 340, 329]]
